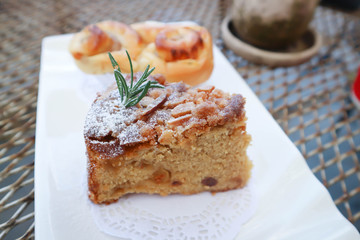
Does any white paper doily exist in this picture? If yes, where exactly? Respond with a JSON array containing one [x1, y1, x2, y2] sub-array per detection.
[[88, 180, 256, 240]]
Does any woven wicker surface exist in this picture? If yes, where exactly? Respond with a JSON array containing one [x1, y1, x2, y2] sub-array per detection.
[[0, 0, 359, 239]]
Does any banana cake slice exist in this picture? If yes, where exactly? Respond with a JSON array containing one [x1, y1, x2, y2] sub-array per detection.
[[84, 73, 252, 204]]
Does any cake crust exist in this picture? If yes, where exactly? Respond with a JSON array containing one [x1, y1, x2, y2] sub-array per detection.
[[85, 73, 252, 204]]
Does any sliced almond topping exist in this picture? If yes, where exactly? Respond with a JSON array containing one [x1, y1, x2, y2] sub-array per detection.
[[168, 114, 192, 126], [193, 101, 217, 118], [148, 88, 165, 99], [139, 96, 155, 108], [165, 96, 187, 108], [197, 85, 214, 93], [171, 102, 195, 118], [141, 93, 167, 117]]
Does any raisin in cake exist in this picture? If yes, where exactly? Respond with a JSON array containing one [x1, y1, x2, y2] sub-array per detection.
[[85, 74, 252, 204]]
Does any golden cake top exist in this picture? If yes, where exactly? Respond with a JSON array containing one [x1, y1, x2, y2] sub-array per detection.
[[84, 73, 246, 158]]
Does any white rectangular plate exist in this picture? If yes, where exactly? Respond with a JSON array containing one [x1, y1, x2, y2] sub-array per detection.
[[35, 34, 360, 240]]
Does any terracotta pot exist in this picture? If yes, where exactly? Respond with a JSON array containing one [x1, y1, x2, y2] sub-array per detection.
[[231, 0, 319, 49]]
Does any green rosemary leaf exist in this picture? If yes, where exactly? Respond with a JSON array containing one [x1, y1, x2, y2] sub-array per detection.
[[125, 50, 134, 88], [114, 71, 124, 101], [108, 52, 121, 71], [130, 81, 151, 107], [149, 81, 163, 85], [116, 69, 129, 98], [149, 84, 165, 89], [108, 51, 164, 108], [130, 82, 163, 97], [145, 67, 155, 77], [133, 65, 150, 90], [129, 88, 143, 98], [124, 99, 136, 108]]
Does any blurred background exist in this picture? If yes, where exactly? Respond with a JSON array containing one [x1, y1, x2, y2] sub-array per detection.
[[0, 0, 359, 239]]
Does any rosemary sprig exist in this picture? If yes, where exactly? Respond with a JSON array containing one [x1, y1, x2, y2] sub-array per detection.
[[108, 51, 164, 108]]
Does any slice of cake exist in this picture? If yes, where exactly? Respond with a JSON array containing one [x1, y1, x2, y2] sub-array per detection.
[[84, 73, 252, 204]]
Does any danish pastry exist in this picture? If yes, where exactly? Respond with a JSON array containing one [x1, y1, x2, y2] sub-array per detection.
[[132, 21, 214, 85], [68, 21, 142, 74]]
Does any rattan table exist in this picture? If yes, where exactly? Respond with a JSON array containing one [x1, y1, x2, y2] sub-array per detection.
[[1, 0, 359, 239]]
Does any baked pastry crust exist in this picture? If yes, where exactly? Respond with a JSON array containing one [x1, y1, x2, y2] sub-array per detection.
[[132, 21, 214, 86], [68, 21, 143, 74], [85, 74, 252, 204]]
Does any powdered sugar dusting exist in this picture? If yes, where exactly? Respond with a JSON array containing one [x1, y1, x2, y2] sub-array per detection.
[[84, 89, 140, 142], [118, 124, 143, 145], [87, 140, 124, 159]]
